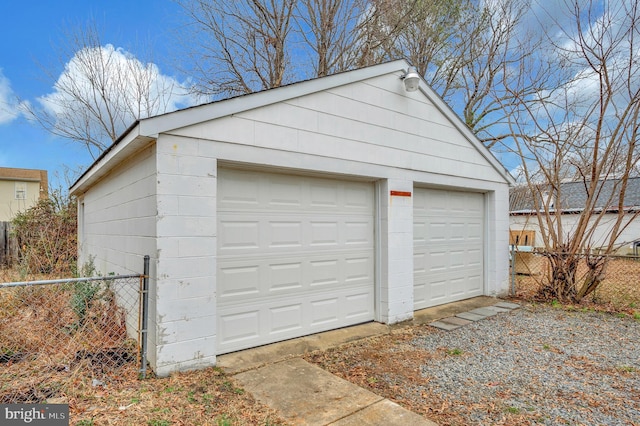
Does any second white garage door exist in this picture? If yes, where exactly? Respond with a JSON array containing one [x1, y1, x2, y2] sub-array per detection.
[[414, 188, 484, 310], [216, 169, 375, 354]]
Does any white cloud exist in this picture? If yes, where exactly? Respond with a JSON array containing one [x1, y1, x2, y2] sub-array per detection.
[[0, 69, 21, 125], [37, 44, 200, 145]]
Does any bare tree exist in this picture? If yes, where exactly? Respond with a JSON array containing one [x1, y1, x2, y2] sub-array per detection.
[[177, 0, 296, 97], [356, 0, 541, 149], [294, 0, 367, 77], [507, 0, 640, 301], [26, 21, 190, 159]]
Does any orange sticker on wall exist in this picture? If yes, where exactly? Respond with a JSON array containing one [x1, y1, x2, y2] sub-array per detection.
[[390, 190, 412, 197]]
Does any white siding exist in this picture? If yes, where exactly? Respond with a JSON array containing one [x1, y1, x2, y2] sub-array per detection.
[[510, 213, 640, 254], [170, 76, 505, 184]]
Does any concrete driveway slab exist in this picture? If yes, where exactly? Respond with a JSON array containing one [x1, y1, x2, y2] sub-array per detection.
[[234, 357, 383, 425], [329, 399, 438, 426]]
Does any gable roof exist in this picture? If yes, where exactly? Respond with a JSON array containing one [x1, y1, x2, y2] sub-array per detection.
[[510, 177, 640, 214], [71, 59, 514, 194]]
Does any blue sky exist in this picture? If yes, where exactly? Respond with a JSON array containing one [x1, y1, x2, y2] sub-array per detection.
[[0, 1, 184, 189]]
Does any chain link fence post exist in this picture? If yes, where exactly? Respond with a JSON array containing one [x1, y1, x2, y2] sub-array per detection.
[[140, 255, 150, 379], [511, 244, 516, 296]]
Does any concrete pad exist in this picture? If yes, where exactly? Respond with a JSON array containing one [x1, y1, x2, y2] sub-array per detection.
[[468, 307, 498, 317], [429, 321, 462, 331], [218, 322, 390, 374], [455, 312, 486, 322], [439, 316, 472, 327], [234, 358, 383, 425], [494, 301, 521, 310], [329, 399, 438, 426]]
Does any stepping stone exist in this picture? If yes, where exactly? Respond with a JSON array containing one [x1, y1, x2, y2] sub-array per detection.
[[429, 321, 462, 331], [456, 311, 486, 322], [494, 301, 521, 310], [486, 306, 511, 314], [468, 307, 498, 317], [439, 316, 472, 327]]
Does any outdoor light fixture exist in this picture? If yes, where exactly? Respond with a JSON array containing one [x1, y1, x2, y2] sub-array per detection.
[[402, 66, 420, 92]]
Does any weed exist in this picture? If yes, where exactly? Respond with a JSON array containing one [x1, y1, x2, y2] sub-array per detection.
[[148, 420, 170, 426], [447, 348, 463, 356], [162, 386, 181, 394], [617, 365, 637, 373], [76, 420, 94, 426], [617, 312, 627, 318], [543, 344, 551, 350], [505, 406, 520, 414], [187, 391, 197, 403], [633, 312, 640, 321], [216, 415, 233, 426], [551, 299, 560, 307], [367, 376, 378, 384], [71, 280, 102, 325], [221, 381, 244, 395]]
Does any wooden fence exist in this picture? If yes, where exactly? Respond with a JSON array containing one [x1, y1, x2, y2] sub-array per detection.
[[0, 221, 17, 267]]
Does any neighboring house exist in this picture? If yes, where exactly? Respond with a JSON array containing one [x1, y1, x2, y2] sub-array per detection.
[[70, 60, 514, 376], [0, 167, 48, 222], [510, 177, 640, 254]]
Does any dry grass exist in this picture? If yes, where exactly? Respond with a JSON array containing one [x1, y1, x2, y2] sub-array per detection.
[[0, 269, 287, 425]]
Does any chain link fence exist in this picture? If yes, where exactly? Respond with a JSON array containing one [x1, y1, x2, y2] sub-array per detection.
[[510, 247, 640, 308], [0, 258, 149, 404]]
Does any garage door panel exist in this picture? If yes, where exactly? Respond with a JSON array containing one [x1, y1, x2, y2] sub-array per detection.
[[217, 284, 374, 353], [270, 304, 303, 333], [220, 214, 372, 255], [218, 220, 260, 251], [218, 265, 260, 297], [269, 262, 303, 291], [218, 169, 374, 354], [219, 310, 261, 346], [269, 221, 303, 248], [414, 188, 484, 310], [345, 256, 372, 282], [310, 221, 339, 246]]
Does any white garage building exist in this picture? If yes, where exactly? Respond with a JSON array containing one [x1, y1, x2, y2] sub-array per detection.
[[70, 60, 513, 376]]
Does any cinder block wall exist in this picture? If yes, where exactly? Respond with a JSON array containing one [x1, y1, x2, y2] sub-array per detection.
[[153, 135, 217, 376]]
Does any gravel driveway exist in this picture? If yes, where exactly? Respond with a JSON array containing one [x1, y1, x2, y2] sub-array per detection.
[[306, 304, 640, 425]]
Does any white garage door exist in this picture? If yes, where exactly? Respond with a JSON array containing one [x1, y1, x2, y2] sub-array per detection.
[[217, 168, 375, 354], [414, 188, 484, 310]]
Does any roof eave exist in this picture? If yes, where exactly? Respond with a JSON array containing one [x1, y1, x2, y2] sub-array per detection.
[[414, 84, 516, 186], [70, 122, 154, 195]]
